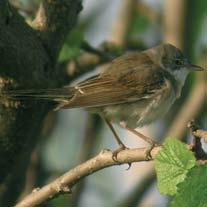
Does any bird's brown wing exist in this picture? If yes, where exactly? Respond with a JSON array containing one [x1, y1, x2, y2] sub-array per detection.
[[58, 68, 169, 109]]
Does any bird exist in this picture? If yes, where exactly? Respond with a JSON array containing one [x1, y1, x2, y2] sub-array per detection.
[[3, 43, 206, 159]]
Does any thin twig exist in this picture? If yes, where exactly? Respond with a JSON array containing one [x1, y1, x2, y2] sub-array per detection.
[[188, 120, 207, 160], [81, 41, 113, 61], [193, 130, 207, 142]]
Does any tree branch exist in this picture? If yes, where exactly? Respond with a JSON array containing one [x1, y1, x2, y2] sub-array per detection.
[[15, 146, 160, 207], [0, 1, 82, 205], [0, 2, 54, 205], [16, 122, 207, 207], [188, 120, 207, 160], [57, 41, 123, 83], [32, 0, 82, 61]]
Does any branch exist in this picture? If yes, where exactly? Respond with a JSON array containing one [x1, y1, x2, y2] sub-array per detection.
[[57, 41, 123, 83], [0, 1, 56, 205], [0, 1, 82, 205], [188, 120, 207, 160], [81, 41, 113, 61], [15, 146, 160, 207], [16, 121, 207, 207], [32, 0, 82, 60], [193, 130, 207, 142], [188, 120, 207, 141]]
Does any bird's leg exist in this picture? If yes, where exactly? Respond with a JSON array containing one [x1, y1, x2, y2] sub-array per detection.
[[120, 122, 157, 159], [104, 118, 128, 161]]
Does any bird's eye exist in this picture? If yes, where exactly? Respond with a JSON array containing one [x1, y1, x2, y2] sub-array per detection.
[[174, 59, 184, 65]]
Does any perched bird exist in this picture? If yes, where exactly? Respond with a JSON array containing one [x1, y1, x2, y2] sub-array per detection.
[[4, 43, 206, 158]]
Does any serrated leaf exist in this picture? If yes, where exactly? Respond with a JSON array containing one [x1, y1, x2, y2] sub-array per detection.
[[58, 29, 84, 62], [170, 166, 207, 207], [155, 138, 196, 195]]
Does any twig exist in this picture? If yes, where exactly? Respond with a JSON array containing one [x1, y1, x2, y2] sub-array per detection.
[[188, 120, 207, 160], [193, 130, 207, 142], [58, 52, 108, 83], [58, 41, 123, 81], [81, 41, 113, 61], [15, 146, 160, 207], [188, 120, 207, 142]]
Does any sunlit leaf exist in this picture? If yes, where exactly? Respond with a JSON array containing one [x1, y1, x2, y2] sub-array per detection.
[[155, 138, 196, 195]]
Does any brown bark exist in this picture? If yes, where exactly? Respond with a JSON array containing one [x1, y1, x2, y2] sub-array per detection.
[[0, 1, 82, 206]]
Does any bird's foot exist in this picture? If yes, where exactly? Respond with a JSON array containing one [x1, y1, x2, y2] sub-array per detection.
[[145, 142, 157, 160], [119, 122, 157, 146], [112, 143, 127, 162], [112, 144, 132, 169]]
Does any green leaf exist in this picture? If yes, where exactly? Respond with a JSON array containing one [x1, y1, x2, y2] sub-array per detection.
[[155, 138, 196, 195], [58, 29, 84, 62], [170, 166, 207, 207]]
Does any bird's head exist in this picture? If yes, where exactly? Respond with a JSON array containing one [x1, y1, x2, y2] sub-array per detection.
[[153, 43, 206, 85]]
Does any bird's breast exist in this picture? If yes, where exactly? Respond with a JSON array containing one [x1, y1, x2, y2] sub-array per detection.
[[99, 86, 176, 129]]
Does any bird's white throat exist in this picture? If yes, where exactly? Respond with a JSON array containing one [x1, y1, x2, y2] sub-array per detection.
[[170, 67, 189, 98], [172, 67, 189, 86]]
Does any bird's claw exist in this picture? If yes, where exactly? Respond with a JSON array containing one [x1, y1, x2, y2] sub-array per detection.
[[112, 145, 132, 170], [125, 163, 132, 170], [112, 144, 127, 162], [145, 142, 157, 160]]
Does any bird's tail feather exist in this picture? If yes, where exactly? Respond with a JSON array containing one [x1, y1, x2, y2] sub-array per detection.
[[1, 87, 75, 101]]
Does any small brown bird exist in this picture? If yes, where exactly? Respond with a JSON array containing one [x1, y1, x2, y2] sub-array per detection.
[[4, 43, 206, 158]]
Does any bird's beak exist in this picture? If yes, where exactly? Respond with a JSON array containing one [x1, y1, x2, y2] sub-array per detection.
[[187, 64, 206, 71]]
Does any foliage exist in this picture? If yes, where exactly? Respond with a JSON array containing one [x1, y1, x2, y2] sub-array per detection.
[[170, 166, 207, 207], [155, 138, 195, 195], [155, 139, 207, 207], [58, 29, 84, 62]]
